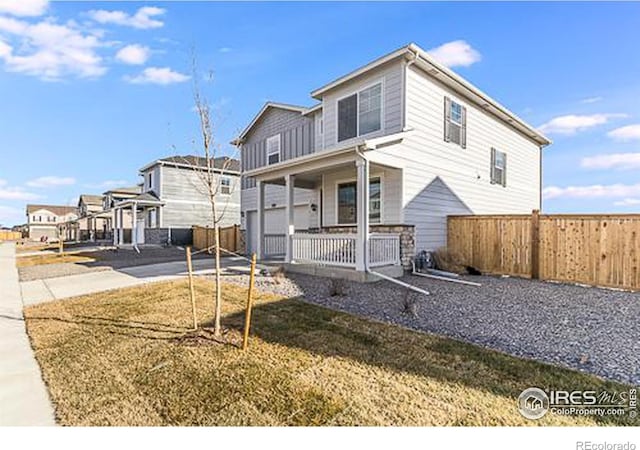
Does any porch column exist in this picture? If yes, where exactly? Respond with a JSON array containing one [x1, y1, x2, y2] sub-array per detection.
[[113, 209, 118, 246], [131, 202, 137, 246], [256, 180, 265, 259], [355, 155, 370, 272], [285, 174, 295, 263], [118, 208, 124, 245]]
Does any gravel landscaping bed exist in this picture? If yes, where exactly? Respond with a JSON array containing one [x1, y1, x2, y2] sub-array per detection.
[[219, 271, 640, 385]]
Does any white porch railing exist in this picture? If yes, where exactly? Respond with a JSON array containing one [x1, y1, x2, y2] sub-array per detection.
[[292, 233, 357, 267], [369, 233, 401, 267], [263, 234, 286, 257]]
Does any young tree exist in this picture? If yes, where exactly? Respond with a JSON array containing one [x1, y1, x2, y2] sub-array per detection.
[[188, 63, 238, 338]]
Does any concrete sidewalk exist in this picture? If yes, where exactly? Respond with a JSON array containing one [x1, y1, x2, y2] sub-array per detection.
[[21, 256, 251, 306], [0, 242, 56, 426]]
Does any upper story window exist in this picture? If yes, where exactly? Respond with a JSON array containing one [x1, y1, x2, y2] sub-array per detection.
[[490, 148, 507, 187], [147, 172, 153, 190], [444, 97, 467, 148], [266, 134, 281, 165], [338, 82, 382, 142], [220, 176, 231, 195]]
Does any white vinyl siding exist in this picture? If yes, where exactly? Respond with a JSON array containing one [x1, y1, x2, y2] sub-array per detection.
[[266, 134, 281, 165], [392, 64, 540, 251]]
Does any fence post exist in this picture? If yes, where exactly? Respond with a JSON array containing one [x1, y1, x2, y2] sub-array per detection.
[[531, 209, 540, 279]]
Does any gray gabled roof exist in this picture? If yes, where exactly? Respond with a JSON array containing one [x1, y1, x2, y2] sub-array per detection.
[[158, 155, 240, 172], [79, 194, 103, 206]]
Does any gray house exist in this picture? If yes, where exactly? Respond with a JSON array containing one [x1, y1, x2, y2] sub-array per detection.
[[111, 155, 241, 246], [234, 43, 550, 276]]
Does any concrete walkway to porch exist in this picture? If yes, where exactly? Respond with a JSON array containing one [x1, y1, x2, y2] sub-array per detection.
[[20, 256, 251, 306], [0, 242, 56, 426]]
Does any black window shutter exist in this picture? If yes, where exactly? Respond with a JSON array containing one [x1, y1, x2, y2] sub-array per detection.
[[338, 94, 357, 142], [444, 96, 451, 142], [490, 148, 496, 184], [461, 106, 467, 149]]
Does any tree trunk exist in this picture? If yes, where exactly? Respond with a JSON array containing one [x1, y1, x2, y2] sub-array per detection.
[[213, 222, 222, 336]]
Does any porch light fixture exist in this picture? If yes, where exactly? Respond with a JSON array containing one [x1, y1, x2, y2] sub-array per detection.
[[310, 203, 318, 212]]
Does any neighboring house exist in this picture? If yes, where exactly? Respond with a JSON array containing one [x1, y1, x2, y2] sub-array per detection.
[[111, 155, 241, 246], [26, 205, 78, 241], [101, 185, 142, 243], [61, 194, 110, 242], [233, 43, 550, 275]]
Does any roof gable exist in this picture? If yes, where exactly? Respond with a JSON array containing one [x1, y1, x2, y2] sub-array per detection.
[[233, 102, 308, 144]]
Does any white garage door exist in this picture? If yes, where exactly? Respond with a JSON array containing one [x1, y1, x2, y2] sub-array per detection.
[[246, 206, 310, 255]]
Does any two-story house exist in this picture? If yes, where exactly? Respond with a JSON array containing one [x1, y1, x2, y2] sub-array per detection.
[[234, 43, 550, 277], [111, 155, 240, 246], [26, 204, 78, 241]]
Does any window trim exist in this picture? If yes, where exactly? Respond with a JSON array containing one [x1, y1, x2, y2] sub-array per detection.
[[334, 175, 384, 226], [450, 100, 463, 126], [336, 79, 384, 143], [266, 134, 281, 165], [491, 148, 507, 187], [220, 175, 232, 195]]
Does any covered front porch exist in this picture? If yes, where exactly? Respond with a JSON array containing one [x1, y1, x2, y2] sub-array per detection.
[[112, 193, 164, 247], [247, 142, 412, 274]]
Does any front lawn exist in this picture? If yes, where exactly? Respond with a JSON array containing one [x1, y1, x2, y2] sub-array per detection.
[[24, 279, 635, 426], [16, 253, 97, 268]]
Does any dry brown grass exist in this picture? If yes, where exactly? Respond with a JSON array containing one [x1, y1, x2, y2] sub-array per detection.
[[16, 253, 97, 268], [15, 243, 58, 254], [24, 279, 634, 426]]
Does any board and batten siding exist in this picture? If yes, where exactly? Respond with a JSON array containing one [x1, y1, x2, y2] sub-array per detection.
[[241, 107, 315, 190], [367, 63, 541, 252], [160, 165, 240, 228], [321, 60, 404, 150]]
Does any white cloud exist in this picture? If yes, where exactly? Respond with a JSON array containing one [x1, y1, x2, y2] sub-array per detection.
[[0, 0, 48, 17], [608, 124, 640, 142], [613, 198, 640, 207], [26, 176, 76, 188], [581, 152, 640, 170], [0, 16, 106, 80], [538, 113, 627, 135], [426, 40, 481, 68], [88, 6, 165, 30], [580, 96, 602, 104], [124, 66, 189, 85], [0, 205, 26, 226], [544, 183, 640, 200], [115, 44, 150, 65], [218, 47, 232, 53]]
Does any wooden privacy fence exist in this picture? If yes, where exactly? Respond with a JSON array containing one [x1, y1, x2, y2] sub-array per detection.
[[448, 211, 640, 290], [192, 225, 242, 253], [0, 231, 22, 241]]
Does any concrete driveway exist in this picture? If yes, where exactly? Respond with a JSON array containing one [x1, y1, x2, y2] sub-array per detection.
[[20, 256, 251, 306]]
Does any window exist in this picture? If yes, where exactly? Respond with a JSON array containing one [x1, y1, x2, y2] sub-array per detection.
[[338, 94, 357, 141], [358, 83, 382, 135], [147, 172, 152, 190], [337, 82, 382, 142], [490, 148, 507, 187], [337, 177, 382, 224], [266, 134, 281, 165], [220, 176, 231, 195], [444, 97, 467, 148]]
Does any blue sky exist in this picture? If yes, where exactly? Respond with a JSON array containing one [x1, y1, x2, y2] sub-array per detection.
[[1, 1, 640, 226]]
